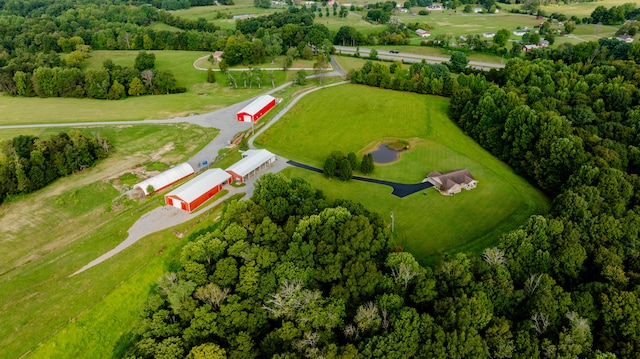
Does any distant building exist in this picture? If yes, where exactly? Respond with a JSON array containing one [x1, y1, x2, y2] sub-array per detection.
[[426, 4, 443, 10], [164, 168, 231, 212], [538, 39, 550, 47], [236, 95, 277, 123], [134, 163, 194, 196], [513, 29, 529, 36], [226, 149, 276, 183], [482, 32, 495, 38], [617, 36, 634, 43], [212, 51, 224, 63], [522, 44, 539, 51], [425, 169, 478, 196], [473, 7, 483, 13], [415, 29, 431, 37]]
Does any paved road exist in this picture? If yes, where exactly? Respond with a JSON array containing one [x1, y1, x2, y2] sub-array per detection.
[[287, 160, 433, 198], [334, 45, 505, 70]]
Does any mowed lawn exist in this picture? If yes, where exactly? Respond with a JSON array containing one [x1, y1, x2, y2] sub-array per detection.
[[0, 124, 217, 358], [256, 84, 549, 263], [0, 50, 286, 125]]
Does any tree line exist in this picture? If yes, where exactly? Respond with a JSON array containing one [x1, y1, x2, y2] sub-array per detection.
[[0, 131, 112, 203], [11, 51, 181, 100], [349, 61, 455, 97]]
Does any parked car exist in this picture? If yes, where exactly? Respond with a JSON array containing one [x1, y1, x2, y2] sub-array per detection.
[[389, 50, 399, 54]]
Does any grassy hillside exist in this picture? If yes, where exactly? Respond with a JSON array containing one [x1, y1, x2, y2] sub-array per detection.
[[0, 124, 217, 358], [256, 84, 549, 263]]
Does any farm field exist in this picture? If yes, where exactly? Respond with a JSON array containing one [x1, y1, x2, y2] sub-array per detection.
[[0, 124, 218, 358], [0, 50, 287, 125], [540, 0, 632, 17], [256, 84, 549, 263]]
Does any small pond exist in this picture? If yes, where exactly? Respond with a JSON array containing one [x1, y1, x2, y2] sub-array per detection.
[[369, 143, 404, 164]]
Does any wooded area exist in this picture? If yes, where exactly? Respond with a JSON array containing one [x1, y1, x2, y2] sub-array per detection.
[[0, 131, 111, 203]]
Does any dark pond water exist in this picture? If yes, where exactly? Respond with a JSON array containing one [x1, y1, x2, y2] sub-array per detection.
[[370, 143, 402, 163]]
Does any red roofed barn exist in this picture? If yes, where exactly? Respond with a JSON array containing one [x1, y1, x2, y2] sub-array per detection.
[[165, 168, 231, 212], [236, 95, 276, 122], [226, 149, 276, 183]]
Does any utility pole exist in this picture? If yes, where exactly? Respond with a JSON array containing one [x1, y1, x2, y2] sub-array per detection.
[[391, 212, 395, 233]]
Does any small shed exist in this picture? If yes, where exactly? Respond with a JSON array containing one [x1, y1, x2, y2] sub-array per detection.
[[415, 29, 431, 37], [236, 95, 277, 122], [226, 149, 276, 183], [133, 163, 194, 196], [164, 168, 231, 212]]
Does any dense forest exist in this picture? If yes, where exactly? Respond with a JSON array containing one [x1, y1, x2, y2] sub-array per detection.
[[0, 131, 112, 203]]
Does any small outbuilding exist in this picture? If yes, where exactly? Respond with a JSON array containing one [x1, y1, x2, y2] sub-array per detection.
[[133, 163, 194, 196], [164, 168, 231, 212], [236, 95, 277, 122], [415, 29, 431, 37], [226, 149, 276, 183], [425, 169, 478, 196]]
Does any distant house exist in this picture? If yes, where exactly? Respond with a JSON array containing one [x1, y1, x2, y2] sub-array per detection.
[[415, 29, 431, 37], [473, 7, 483, 13], [425, 169, 478, 196], [482, 32, 496, 38], [522, 44, 539, 51], [538, 39, 550, 47], [513, 29, 529, 36], [426, 4, 443, 10], [617, 36, 634, 43], [212, 51, 224, 63]]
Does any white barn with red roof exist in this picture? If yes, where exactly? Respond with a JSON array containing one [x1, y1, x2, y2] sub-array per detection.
[[164, 168, 231, 212], [236, 95, 277, 122], [133, 163, 194, 196], [226, 149, 276, 183]]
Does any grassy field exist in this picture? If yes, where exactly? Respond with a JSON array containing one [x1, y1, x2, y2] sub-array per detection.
[[0, 124, 218, 358], [0, 50, 287, 125], [540, 0, 631, 17], [255, 84, 549, 263]]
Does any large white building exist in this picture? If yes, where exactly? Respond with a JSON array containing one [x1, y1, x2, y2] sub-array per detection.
[[226, 149, 276, 183]]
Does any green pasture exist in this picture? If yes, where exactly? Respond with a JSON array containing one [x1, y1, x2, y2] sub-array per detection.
[[317, 12, 384, 36], [256, 84, 549, 263], [0, 124, 217, 358], [406, 12, 543, 38], [540, 0, 632, 18], [172, 0, 280, 21], [0, 50, 288, 125], [148, 22, 183, 32]]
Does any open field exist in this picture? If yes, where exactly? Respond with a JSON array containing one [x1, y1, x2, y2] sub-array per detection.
[[28, 196, 237, 359], [540, 0, 632, 17], [172, 0, 280, 21], [0, 124, 217, 358], [256, 84, 549, 263], [0, 50, 287, 125]]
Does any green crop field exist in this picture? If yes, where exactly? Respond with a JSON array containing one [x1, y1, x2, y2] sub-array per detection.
[[0, 50, 287, 125], [255, 84, 549, 263], [0, 124, 218, 358]]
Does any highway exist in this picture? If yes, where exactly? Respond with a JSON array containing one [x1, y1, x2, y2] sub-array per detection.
[[334, 45, 505, 70]]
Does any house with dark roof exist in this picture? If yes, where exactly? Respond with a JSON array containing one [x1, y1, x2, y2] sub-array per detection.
[[425, 169, 478, 196]]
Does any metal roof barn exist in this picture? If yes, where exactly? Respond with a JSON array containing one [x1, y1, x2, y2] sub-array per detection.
[[236, 95, 276, 122], [134, 163, 194, 196], [164, 168, 231, 212], [226, 149, 276, 183]]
